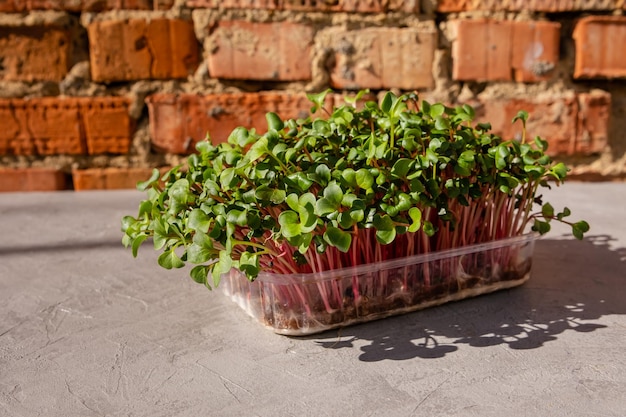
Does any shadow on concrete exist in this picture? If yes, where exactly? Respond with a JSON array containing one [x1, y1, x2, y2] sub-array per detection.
[[0, 239, 123, 255], [312, 236, 625, 361]]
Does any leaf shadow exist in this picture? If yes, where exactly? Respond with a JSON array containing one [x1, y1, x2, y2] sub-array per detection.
[[311, 235, 625, 361]]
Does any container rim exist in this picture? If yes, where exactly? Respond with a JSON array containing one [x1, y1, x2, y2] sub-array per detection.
[[254, 233, 537, 284]]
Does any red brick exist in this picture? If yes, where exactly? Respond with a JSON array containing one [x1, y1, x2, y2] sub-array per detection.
[[1, 98, 85, 155], [88, 18, 199, 83], [452, 19, 560, 82], [185, 0, 418, 12], [573, 16, 626, 79], [471, 91, 610, 156], [438, 0, 621, 12], [72, 167, 163, 191], [576, 91, 611, 155], [0, 26, 71, 82], [145, 93, 327, 154], [207, 21, 313, 82], [0, 0, 173, 12], [322, 26, 437, 90], [0, 168, 68, 192], [80, 97, 133, 154], [0, 97, 132, 156]]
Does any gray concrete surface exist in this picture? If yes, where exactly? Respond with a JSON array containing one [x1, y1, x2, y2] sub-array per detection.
[[0, 182, 624, 417]]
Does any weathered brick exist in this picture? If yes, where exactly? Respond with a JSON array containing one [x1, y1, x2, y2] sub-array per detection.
[[207, 21, 313, 81], [80, 97, 133, 154], [0, 97, 132, 156], [438, 0, 621, 12], [320, 25, 437, 90], [576, 91, 611, 155], [0, 0, 173, 12], [72, 167, 160, 191], [573, 16, 626, 79], [0, 168, 68, 192], [88, 18, 199, 83], [185, 0, 418, 12], [452, 19, 560, 82], [471, 91, 610, 156], [0, 25, 71, 82], [146, 93, 325, 154]]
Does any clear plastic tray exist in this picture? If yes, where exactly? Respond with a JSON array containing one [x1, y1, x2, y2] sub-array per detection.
[[221, 234, 536, 336]]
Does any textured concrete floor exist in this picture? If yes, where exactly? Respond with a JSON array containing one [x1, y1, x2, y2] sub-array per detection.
[[0, 182, 624, 417]]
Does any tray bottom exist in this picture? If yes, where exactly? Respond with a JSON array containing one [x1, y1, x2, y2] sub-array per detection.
[[264, 273, 530, 336]]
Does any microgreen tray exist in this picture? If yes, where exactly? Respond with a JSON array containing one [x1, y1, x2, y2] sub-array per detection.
[[221, 233, 536, 336]]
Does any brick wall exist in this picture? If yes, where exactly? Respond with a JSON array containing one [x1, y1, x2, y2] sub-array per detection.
[[0, 0, 624, 191]]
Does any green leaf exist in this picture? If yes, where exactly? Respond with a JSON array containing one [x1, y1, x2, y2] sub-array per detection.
[[375, 228, 396, 245], [278, 210, 301, 238], [356, 168, 374, 190], [407, 207, 422, 233], [316, 197, 338, 216], [168, 178, 191, 204], [572, 221, 590, 240], [188, 209, 211, 232], [131, 234, 148, 257], [219, 168, 236, 189], [550, 162, 569, 181], [541, 203, 554, 218], [512, 110, 529, 125], [121, 215, 136, 233], [266, 112, 284, 131], [186, 242, 212, 263], [190, 265, 210, 287], [227, 126, 254, 147], [391, 158, 413, 179], [556, 207, 571, 220], [434, 116, 450, 131], [323, 182, 343, 206], [245, 136, 269, 164], [226, 209, 248, 226], [158, 248, 185, 270], [306, 89, 331, 113], [534, 135, 548, 152], [323, 226, 352, 253], [532, 219, 551, 235], [137, 168, 160, 191], [286, 172, 314, 192], [381, 91, 395, 113], [430, 103, 445, 118], [239, 252, 260, 279], [423, 220, 436, 237]]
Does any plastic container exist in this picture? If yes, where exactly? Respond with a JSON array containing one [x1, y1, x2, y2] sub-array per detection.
[[221, 233, 536, 336]]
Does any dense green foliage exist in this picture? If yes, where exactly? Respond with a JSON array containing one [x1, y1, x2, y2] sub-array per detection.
[[122, 90, 589, 288]]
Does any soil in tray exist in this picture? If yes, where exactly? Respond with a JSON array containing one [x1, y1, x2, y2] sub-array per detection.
[[261, 259, 533, 334]]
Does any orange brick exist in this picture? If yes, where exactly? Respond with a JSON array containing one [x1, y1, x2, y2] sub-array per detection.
[[452, 19, 560, 82], [0, 0, 173, 11], [471, 91, 610, 156], [0, 97, 133, 156], [207, 21, 313, 82], [88, 18, 199, 82], [322, 25, 437, 90], [146, 93, 322, 154], [576, 91, 611, 155], [475, 95, 578, 156], [72, 167, 162, 191], [185, 0, 418, 12], [573, 16, 626, 79], [0, 25, 71, 82], [0, 168, 68, 192], [438, 0, 621, 12], [5, 98, 85, 155], [80, 97, 133, 154]]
